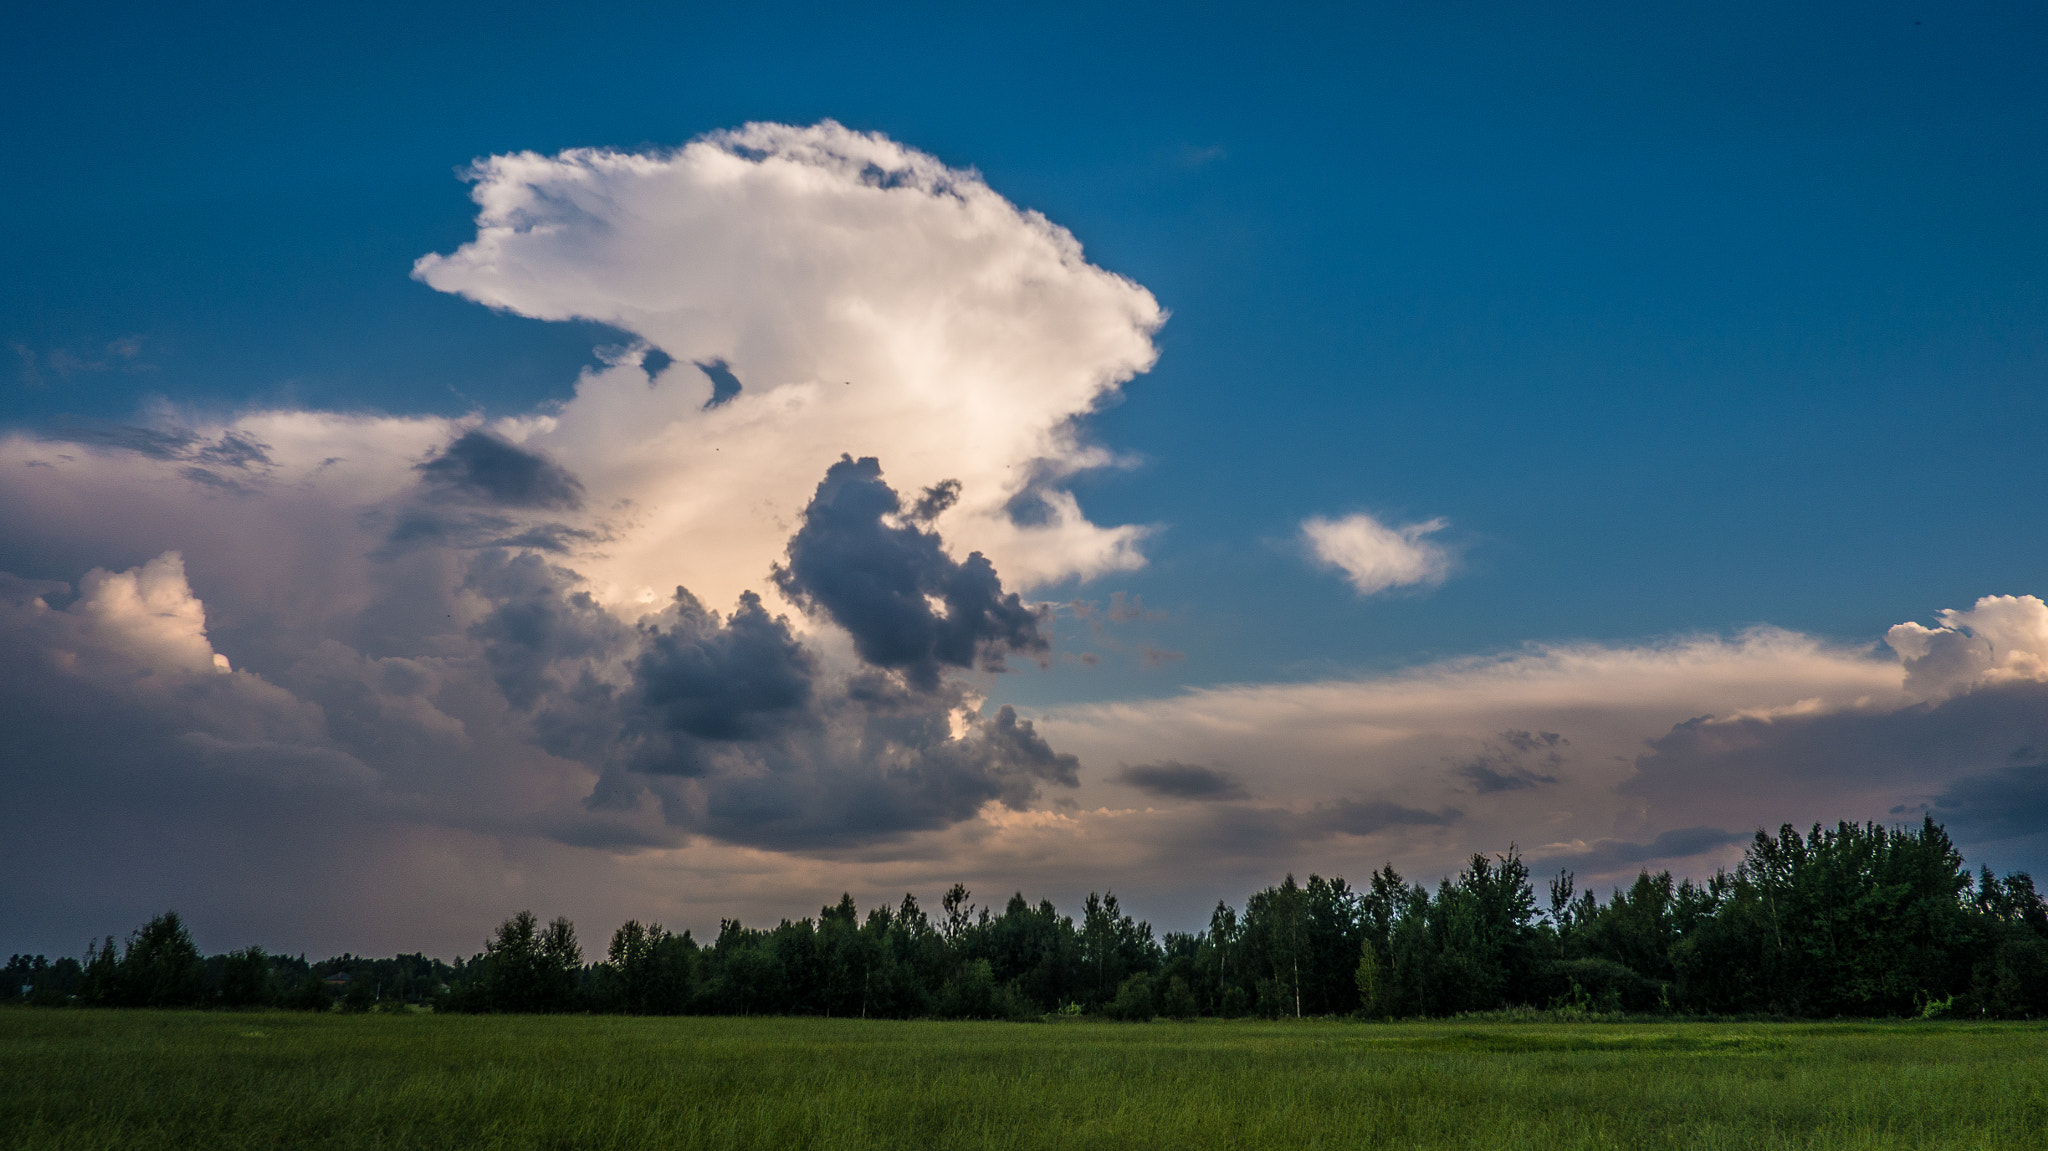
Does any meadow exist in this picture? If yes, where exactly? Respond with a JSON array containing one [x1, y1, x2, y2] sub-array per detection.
[[2, 1011, 2043, 1150]]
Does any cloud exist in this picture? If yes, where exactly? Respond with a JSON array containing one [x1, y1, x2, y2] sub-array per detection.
[[1887, 594, 2048, 698], [1301, 512, 1452, 596], [413, 120, 1166, 606], [1453, 730, 1566, 794], [418, 430, 584, 510], [71, 552, 233, 675], [6, 117, 2048, 956], [1926, 761, 2048, 845], [1307, 798, 1463, 836], [1035, 627, 1912, 886], [0, 120, 1173, 952], [435, 458, 1080, 850], [1537, 827, 1749, 874], [1116, 761, 1249, 801], [630, 589, 817, 746], [773, 455, 1047, 691]]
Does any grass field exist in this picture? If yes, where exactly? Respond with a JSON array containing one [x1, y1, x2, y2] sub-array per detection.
[[2, 1011, 2044, 1150]]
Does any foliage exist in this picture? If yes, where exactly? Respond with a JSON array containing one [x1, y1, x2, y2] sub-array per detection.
[[9, 816, 2044, 1021]]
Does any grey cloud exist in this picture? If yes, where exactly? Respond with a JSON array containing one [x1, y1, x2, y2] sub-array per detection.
[[377, 509, 594, 556], [1539, 827, 1748, 874], [631, 589, 815, 745], [465, 550, 632, 711], [1453, 730, 1566, 794], [1629, 680, 2048, 799], [0, 444, 1095, 951], [418, 430, 584, 510], [445, 462, 1083, 850], [179, 466, 256, 494], [1116, 761, 1249, 801], [45, 424, 276, 476], [1309, 798, 1463, 837], [1624, 681, 2048, 874], [1139, 798, 1464, 869], [694, 358, 743, 408], [194, 432, 272, 470], [55, 422, 199, 460], [0, 573, 68, 606], [1925, 762, 2048, 844], [908, 478, 961, 524], [774, 455, 1047, 691], [680, 703, 1079, 851]]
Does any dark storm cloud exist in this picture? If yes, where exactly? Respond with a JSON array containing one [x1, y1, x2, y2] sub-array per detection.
[[632, 589, 815, 743], [1539, 827, 1748, 874], [682, 703, 1079, 851], [446, 461, 1084, 850], [465, 550, 632, 711], [1925, 762, 2048, 844], [1116, 761, 1249, 801], [774, 455, 1047, 690], [418, 430, 584, 510]]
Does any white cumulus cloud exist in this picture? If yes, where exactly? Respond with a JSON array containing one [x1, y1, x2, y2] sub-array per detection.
[[1301, 512, 1452, 596], [414, 120, 1166, 608], [1887, 594, 2048, 698]]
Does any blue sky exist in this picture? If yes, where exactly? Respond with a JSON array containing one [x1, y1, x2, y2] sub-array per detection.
[[4, 2, 2046, 954]]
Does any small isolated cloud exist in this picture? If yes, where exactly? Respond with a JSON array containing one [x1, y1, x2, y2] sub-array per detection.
[[1140, 646, 1185, 668], [1301, 512, 1452, 596], [1116, 761, 1248, 801]]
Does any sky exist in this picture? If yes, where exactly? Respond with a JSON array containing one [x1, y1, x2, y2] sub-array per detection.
[[4, 1, 2046, 959]]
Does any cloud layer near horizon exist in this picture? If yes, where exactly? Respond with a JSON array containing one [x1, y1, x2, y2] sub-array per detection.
[[1, 122, 2044, 960]]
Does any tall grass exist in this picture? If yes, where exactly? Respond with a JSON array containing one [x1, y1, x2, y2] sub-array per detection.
[[3, 1011, 2044, 1149]]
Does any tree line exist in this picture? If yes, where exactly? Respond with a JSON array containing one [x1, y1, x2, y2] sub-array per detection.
[[8, 818, 2045, 1019]]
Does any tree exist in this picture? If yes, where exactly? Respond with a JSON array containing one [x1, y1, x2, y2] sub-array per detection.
[[1355, 938, 1383, 1019], [538, 917, 582, 1012], [219, 946, 270, 1008], [482, 910, 544, 1012], [119, 912, 204, 1008]]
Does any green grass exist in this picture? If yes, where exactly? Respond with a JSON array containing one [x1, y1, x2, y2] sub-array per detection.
[[2, 1011, 2044, 1150]]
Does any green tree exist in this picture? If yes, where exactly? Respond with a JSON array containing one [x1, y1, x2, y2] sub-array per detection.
[[218, 946, 270, 1008], [119, 912, 204, 1007], [482, 910, 544, 1012], [1354, 938, 1383, 1018]]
